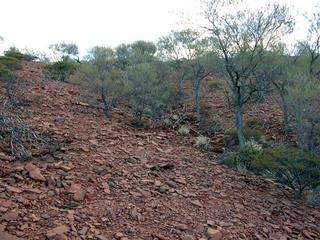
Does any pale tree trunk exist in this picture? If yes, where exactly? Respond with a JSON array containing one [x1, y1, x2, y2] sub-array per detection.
[[101, 84, 110, 117], [235, 104, 246, 150], [280, 93, 289, 134], [194, 79, 202, 122]]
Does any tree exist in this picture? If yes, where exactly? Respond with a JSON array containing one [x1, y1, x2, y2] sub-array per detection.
[[4, 46, 38, 61], [83, 46, 127, 116], [256, 44, 293, 133], [202, 0, 294, 149], [298, 11, 320, 79], [49, 42, 79, 62], [158, 29, 201, 95], [187, 42, 220, 122]]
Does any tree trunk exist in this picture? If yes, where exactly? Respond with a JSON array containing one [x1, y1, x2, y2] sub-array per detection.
[[101, 85, 110, 117], [195, 80, 201, 122], [235, 104, 246, 150], [281, 93, 289, 134]]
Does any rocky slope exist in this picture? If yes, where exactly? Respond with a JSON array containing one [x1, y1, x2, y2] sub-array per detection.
[[0, 62, 319, 240]]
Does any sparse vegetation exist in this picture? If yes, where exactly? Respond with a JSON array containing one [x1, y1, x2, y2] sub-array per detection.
[[195, 135, 210, 150], [4, 46, 38, 61], [253, 147, 320, 198], [44, 60, 78, 82], [178, 126, 190, 135], [1, 2, 320, 239], [224, 127, 263, 147], [0, 56, 22, 70]]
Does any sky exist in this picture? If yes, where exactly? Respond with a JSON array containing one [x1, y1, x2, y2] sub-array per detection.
[[0, 0, 319, 56]]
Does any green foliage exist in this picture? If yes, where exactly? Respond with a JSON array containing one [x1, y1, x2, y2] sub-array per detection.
[[178, 126, 190, 135], [199, 115, 224, 136], [245, 119, 263, 129], [49, 42, 79, 61], [0, 56, 22, 70], [225, 140, 264, 170], [207, 79, 224, 91], [44, 61, 77, 82], [129, 117, 148, 128], [224, 127, 262, 146], [126, 62, 173, 117], [0, 63, 13, 78], [4, 47, 38, 61], [286, 72, 320, 154], [253, 147, 320, 197], [195, 135, 210, 150]]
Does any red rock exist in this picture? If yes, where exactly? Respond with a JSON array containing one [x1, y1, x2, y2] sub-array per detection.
[[46, 225, 69, 239], [6, 186, 23, 194], [69, 184, 85, 201], [0, 230, 23, 240], [207, 228, 222, 240], [25, 163, 45, 181]]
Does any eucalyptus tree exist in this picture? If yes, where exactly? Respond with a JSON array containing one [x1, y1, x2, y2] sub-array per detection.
[[74, 46, 127, 117], [202, 0, 294, 149], [298, 11, 320, 79], [49, 42, 80, 62], [158, 29, 202, 95]]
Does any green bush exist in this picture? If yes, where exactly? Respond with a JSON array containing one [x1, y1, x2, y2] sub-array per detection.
[[178, 126, 190, 135], [208, 79, 224, 91], [0, 63, 13, 78], [0, 56, 22, 70], [4, 47, 38, 61], [245, 119, 263, 129], [129, 117, 148, 128], [253, 147, 320, 197], [224, 127, 262, 147], [44, 61, 77, 82], [225, 140, 264, 170], [199, 117, 224, 135], [195, 135, 209, 150]]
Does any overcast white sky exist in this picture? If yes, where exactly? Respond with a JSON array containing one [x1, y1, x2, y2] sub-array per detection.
[[0, 0, 319, 55]]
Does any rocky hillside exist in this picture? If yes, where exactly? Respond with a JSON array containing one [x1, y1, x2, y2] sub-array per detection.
[[0, 62, 319, 240]]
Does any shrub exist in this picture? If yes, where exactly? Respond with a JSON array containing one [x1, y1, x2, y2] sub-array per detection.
[[0, 56, 22, 70], [126, 62, 173, 117], [245, 119, 263, 129], [44, 61, 77, 82], [199, 116, 224, 135], [224, 127, 262, 147], [208, 79, 224, 91], [253, 147, 320, 197], [178, 126, 190, 135], [195, 135, 209, 150], [4, 47, 38, 61], [304, 186, 320, 205], [129, 117, 148, 128], [164, 113, 186, 128], [0, 63, 13, 78], [225, 139, 264, 170]]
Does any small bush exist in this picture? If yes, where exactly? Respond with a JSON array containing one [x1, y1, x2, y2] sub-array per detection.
[[195, 135, 209, 150], [199, 117, 224, 135], [245, 119, 263, 129], [163, 113, 186, 128], [253, 147, 320, 198], [304, 186, 320, 205], [225, 139, 264, 170], [178, 126, 190, 135], [4, 47, 38, 61], [129, 117, 148, 128], [0, 56, 22, 71], [0, 63, 13, 78], [44, 61, 77, 82], [224, 127, 262, 147], [208, 80, 224, 91]]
